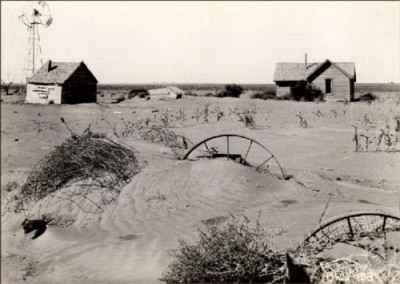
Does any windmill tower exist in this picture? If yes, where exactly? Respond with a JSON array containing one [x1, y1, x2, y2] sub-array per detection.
[[19, 1, 53, 82]]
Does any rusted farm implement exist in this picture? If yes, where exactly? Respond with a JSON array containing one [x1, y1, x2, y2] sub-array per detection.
[[298, 212, 400, 256], [183, 134, 287, 178]]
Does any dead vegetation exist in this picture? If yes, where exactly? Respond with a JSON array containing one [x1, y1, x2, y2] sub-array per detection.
[[161, 213, 286, 283], [121, 118, 193, 158], [161, 194, 400, 284], [311, 257, 400, 284], [293, 213, 400, 283], [296, 111, 310, 128], [352, 116, 400, 152], [2, 83, 400, 282], [229, 106, 257, 128], [15, 123, 143, 214]]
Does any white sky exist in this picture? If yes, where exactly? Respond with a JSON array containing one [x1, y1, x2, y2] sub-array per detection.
[[1, 1, 399, 84]]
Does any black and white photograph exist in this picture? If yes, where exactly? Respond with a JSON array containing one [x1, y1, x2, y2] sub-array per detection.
[[1, 1, 399, 283]]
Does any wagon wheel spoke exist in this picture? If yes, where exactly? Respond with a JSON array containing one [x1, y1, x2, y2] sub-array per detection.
[[382, 216, 387, 231], [203, 141, 212, 158], [255, 155, 274, 171], [241, 140, 253, 165], [226, 136, 230, 160], [347, 217, 354, 239]]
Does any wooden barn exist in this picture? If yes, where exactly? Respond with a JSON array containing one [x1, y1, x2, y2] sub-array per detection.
[[26, 60, 98, 104], [274, 56, 356, 101]]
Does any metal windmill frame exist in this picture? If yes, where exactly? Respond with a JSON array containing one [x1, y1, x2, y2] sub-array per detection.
[[19, 1, 53, 82]]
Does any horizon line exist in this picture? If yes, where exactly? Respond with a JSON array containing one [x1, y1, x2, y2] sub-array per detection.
[[96, 82, 400, 85]]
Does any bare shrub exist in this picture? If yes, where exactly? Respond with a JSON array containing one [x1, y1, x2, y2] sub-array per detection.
[[128, 89, 149, 99], [229, 106, 256, 128], [352, 123, 398, 152], [216, 84, 244, 98], [174, 109, 187, 126], [18, 128, 142, 212], [376, 125, 396, 151], [98, 104, 119, 137], [160, 109, 172, 127], [161, 215, 285, 283], [193, 107, 202, 122], [193, 103, 211, 123], [121, 119, 193, 158], [356, 93, 378, 104], [290, 83, 324, 102], [313, 110, 324, 117], [394, 116, 400, 142], [296, 111, 310, 128], [184, 91, 199, 97], [250, 91, 276, 100], [202, 103, 210, 122], [214, 106, 224, 122], [114, 94, 126, 103]]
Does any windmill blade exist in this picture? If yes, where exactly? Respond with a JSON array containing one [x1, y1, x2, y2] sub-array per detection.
[[20, 1, 52, 27], [45, 17, 53, 27]]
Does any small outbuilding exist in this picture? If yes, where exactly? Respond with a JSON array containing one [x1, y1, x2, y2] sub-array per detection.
[[26, 60, 98, 104], [148, 86, 184, 100], [274, 56, 356, 101]]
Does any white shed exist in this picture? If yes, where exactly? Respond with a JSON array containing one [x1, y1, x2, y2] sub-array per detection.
[[148, 86, 184, 100]]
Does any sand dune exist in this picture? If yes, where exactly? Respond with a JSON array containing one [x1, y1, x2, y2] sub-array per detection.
[[2, 96, 400, 283], [2, 159, 320, 283]]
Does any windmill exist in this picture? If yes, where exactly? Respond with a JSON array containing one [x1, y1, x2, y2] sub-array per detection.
[[19, 1, 53, 82]]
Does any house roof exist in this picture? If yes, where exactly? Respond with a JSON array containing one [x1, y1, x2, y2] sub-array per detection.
[[148, 86, 184, 95], [148, 88, 169, 95], [274, 59, 356, 81], [167, 86, 184, 94], [28, 61, 97, 84]]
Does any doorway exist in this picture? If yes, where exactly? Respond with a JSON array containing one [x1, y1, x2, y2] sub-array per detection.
[[325, 79, 332, 94]]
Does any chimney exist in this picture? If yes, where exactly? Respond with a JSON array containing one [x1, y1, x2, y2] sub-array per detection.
[[305, 53, 307, 69], [48, 60, 52, 72]]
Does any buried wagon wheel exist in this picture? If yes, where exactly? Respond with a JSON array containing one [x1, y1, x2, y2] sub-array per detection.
[[297, 212, 400, 259], [183, 134, 287, 179]]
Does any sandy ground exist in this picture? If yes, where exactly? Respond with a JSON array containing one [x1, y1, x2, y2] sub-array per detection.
[[1, 93, 400, 283]]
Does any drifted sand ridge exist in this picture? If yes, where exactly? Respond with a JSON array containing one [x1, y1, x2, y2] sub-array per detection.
[[1, 95, 400, 283]]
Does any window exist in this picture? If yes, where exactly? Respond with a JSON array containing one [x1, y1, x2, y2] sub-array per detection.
[[325, 79, 332, 94]]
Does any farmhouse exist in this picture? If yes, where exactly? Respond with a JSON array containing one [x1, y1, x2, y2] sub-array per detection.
[[148, 86, 184, 100], [26, 60, 98, 104], [274, 56, 356, 101]]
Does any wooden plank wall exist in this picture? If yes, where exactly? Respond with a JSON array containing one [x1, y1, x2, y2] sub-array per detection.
[[309, 64, 352, 100], [61, 65, 97, 104], [26, 83, 62, 104]]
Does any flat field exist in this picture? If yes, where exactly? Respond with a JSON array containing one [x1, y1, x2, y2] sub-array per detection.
[[1, 86, 400, 283]]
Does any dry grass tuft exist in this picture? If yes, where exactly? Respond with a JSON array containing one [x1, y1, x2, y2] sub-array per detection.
[[122, 119, 194, 158]]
